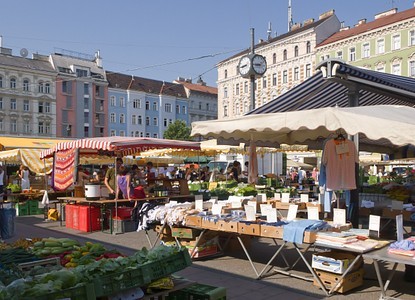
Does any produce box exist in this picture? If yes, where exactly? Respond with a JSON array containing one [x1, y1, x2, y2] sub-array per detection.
[[185, 215, 202, 227], [168, 283, 226, 300], [171, 227, 201, 239], [187, 244, 219, 259], [313, 268, 364, 294], [217, 220, 238, 232], [112, 219, 137, 234], [155, 224, 172, 235], [28, 200, 39, 215], [303, 231, 317, 244], [78, 205, 101, 232], [112, 206, 133, 220], [17, 257, 60, 272], [201, 217, 219, 230], [260, 224, 283, 239], [237, 222, 261, 236], [312, 251, 362, 274], [22, 283, 96, 300]]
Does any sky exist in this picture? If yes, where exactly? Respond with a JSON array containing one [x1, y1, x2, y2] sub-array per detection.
[[1, 0, 414, 87]]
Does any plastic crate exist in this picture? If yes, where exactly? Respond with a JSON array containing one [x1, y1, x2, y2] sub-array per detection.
[[112, 206, 133, 220], [92, 267, 149, 298], [65, 204, 73, 229], [168, 283, 227, 300], [141, 250, 192, 282], [21, 283, 96, 300], [112, 219, 137, 234], [15, 202, 29, 216], [79, 205, 101, 232], [28, 200, 39, 215]]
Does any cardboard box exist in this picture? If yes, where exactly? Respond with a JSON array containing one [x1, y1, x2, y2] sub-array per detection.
[[201, 218, 219, 230], [306, 202, 323, 213], [185, 215, 202, 227], [217, 220, 238, 232], [303, 231, 317, 243], [238, 222, 261, 236], [313, 268, 364, 293], [275, 201, 306, 210], [312, 251, 362, 274], [155, 224, 171, 235], [187, 244, 219, 258], [260, 225, 283, 239], [171, 227, 201, 239]]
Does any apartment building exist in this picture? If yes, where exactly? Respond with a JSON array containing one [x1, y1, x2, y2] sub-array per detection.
[[216, 10, 341, 120]]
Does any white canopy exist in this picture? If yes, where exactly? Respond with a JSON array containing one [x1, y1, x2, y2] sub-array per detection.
[[191, 105, 415, 154]]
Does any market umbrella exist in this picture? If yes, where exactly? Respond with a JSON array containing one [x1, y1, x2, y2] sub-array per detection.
[[286, 159, 314, 170], [183, 156, 211, 164]]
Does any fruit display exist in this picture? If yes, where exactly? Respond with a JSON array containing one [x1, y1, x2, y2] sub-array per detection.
[[31, 237, 80, 257], [5, 183, 21, 193]]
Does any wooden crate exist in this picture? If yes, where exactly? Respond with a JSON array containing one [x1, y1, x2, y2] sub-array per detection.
[[313, 268, 364, 293], [171, 227, 201, 239], [260, 225, 283, 239], [237, 222, 261, 236], [303, 231, 317, 243], [306, 202, 323, 212]]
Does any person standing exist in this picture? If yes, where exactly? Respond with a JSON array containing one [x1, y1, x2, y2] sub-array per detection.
[[104, 158, 123, 199], [115, 165, 132, 200], [19, 165, 30, 190], [0, 165, 4, 198]]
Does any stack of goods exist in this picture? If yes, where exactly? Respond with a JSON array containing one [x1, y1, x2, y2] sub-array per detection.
[[316, 231, 380, 251], [282, 220, 328, 245], [388, 237, 415, 257]]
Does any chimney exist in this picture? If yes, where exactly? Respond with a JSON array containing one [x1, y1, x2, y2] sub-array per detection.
[[303, 18, 315, 26], [319, 9, 335, 20], [375, 8, 397, 19], [355, 19, 367, 27], [340, 26, 350, 31], [95, 50, 102, 68], [291, 23, 302, 31]]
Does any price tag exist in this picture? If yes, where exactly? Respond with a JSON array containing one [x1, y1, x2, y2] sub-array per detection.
[[286, 204, 298, 221], [211, 204, 223, 216], [307, 206, 319, 220], [274, 193, 281, 200], [266, 208, 278, 223], [335, 142, 349, 154], [247, 201, 257, 214], [333, 208, 346, 225], [396, 214, 404, 242], [369, 215, 381, 238], [281, 193, 290, 203], [244, 204, 256, 221], [257, 193, 267, 202], [260, 204, 273, 216], [231, 201, 241, 208], [195, 199, 203, 211], [300, 194, 309, 203]]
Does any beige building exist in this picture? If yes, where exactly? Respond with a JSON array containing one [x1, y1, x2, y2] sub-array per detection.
[[216, 10, 340, 120]]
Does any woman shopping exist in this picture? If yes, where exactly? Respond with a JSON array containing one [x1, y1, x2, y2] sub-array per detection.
[[115, 165, 133, 201], [19, 165, 30, 190]]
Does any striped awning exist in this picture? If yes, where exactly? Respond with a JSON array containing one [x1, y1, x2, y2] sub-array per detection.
[[0, 149, 53, 174], [40, 136, 201, 159], [248, 62, 415, 115]]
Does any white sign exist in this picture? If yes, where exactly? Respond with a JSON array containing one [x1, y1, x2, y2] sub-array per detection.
[[247, 201, 258, 214], [244, 204, 256, 221], [257, 193, 267, 202], [274, 193, 281, 200], [333, 208, 346, 225], [208, 198, 217, 204], [281, 193, 290, 203], [391, 200, 403, 211], [286, 204, 298, 221], [300, 194, 309, 203], [368, 215, 381, 238], [231, 201, 241, 208], [260, 204, 273, 216], [194, 195, 203, 201], [266, 208, 278, 223], [195, 199, 204, 211], [396, 214, 404, 242], [307, 206, 319, 220], [211, 204, 223, 216]]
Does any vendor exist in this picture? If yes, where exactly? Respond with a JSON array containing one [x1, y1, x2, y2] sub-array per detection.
[[76, 166, 90, 186], [104, 158, 123, 199], [18, 165, 30, 190]]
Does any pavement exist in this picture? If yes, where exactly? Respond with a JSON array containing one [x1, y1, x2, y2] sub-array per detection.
[[4, 215, 415, 300]]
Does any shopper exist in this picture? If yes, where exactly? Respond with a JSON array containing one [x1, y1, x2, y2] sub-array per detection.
[[19, 165, 30, 190], [0, 165, 4, 199], [115, 165, 132, 200], [104, 158, 123, 199]]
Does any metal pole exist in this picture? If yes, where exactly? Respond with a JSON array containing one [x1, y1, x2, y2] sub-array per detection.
[[250, 28, 256, 111]]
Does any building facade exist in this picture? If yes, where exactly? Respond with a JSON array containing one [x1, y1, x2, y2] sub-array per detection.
[[0, 47, 57, 137], [216, 10, 341, 120], [316, 5, 415, 78]]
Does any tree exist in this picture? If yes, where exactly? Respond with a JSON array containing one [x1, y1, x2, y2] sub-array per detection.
[[163, 120, 192, 141]]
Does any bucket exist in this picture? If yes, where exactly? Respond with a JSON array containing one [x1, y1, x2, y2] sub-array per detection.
[[85, 183, 101, 200]]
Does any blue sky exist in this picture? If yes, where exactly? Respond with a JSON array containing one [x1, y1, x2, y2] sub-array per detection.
[[1, 0, 413, 86]]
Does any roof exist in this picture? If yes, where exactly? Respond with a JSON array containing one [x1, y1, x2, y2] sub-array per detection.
[[247, 61, 415, 115], [317, 7, 415, 47], [50, 53, 106, 79], [0, 54, 55, 73], [0, 137, 75, 150], [106, 72, 187, 98], [176, 80, 217, 95]]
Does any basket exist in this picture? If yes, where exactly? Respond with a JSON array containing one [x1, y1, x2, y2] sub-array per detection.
[[92, 267, 149, 298], [141, 250, 192, 282]]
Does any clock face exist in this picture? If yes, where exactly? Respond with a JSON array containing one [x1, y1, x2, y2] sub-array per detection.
[[252, 55, 267, 75], [238, 56, 251, 77]]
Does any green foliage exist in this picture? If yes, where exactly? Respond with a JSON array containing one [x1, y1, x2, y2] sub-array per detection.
[[163, 120, 192, 141]]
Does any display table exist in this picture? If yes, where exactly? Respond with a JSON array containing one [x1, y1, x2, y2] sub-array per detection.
[[362, 246, 415, 300]]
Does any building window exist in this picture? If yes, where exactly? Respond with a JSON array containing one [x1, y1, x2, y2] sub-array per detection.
[[119, 113, 125, 123], [152, 133, 157, 138], [152, 102, 158, 111], [294, 46, 299, 57], [262, 77, 267, 88], [23, 79, 30, 92], [11, 119, 17, 132], [84, 112, 89, 123], [305, 64, 311, 78], [283, 49, 287, 61], [165, 103, 172, 112], [244, 82, 248, 93], [176, 104, 180, 114], [182, 105, 186, 114], [224, 69, 228, 79], [376, 65, 385, 73], [377, 39, 385, 54], [362, 43, 370, 58], [120, 97, 125, 107], [145, 117, 150, 126], [23, 100, 29, 111], [335, 51, 343, 59], [410, 61, 415, 77], [224, 105, 228, 117], [410, 30, 415, 46], [132, 115, 136, 125], [0, 118, 3, 131], [38, 81, 44, 93], [294, 67, 299, 81], [10, 78, 16, 89], [349, 47, 356, 61], [306, 41, 311, 54], [83, 83, 89, 95], [206, 103, 210, 111], [0, 98, 3, 109], [110, 96, 116, 106], [133, 99, 141, 108], [0, 76, 2, 88], [282, 70, 287, 83], [272, 73, 277, 86], [23, 120, 30, 133], [110, 113, 116, 123], [138, 115, 142, 125], [119, 130, 125, 137], [236, 83, 239, 95], [45, 122, 51, 134], [45, 102, 50, 113], [153, 117, 158, 126], [392, 34, 400, 50], [273, 53, 276, 64], [392, 63, 401, 75], [45, 83, 50, 94], [11, 99, 17, 110], [145, 133, 150, 137], [169, 119, 173, 125], [164, 118, 168, 127], [110, 130, 116, 136], [224, 87, 228, 98], [145, 101, 150, 110]]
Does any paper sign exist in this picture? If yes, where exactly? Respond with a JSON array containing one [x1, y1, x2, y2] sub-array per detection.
[[391, 200, 403, 211], [333, 208, 346, 225], [307, 206, 319, 220], [208, 198, 218, 204], [195, 199, 203, 211], [335, 142, 349, 154], [247, 201, 257, 214], [211, 204, 223, 215], [257, 193, 267, 202], [260, 204, 273, 216], [274, 193, 281, 200], [300, 194, 309, 203], [368, 215, 381, 238], [281, 193, 290, 203], [396, 214, 404, 242], [231, 201, 241, 208], [244, 204, 256, 221], [266, 208, 278, 223], [194, 195, 203, 201], [286, 204, 298, 221]]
